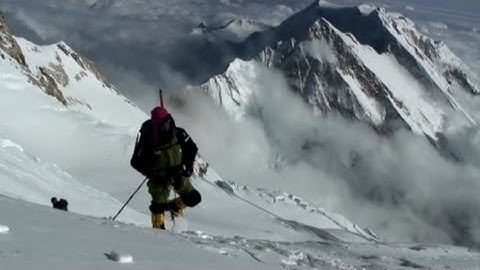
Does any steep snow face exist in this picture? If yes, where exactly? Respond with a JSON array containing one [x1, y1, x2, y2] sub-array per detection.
[[200, 59, 263, 121], [202, 3, 480, 141]]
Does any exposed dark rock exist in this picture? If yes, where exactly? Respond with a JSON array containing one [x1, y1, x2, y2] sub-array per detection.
[[0, 12, 27, 67], [57, 43, 113, 89]]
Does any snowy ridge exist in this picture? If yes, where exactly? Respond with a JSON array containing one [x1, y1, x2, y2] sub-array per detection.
[[188, 157, 370, 242], [201, 2, 480, 142], [15, 38, 141, 125], [324, 18, 446, 138], [376, 8, 478, 122], [1, 12, 142, 126], [212, 177, 379, 242], [378, 8, 479, 94]]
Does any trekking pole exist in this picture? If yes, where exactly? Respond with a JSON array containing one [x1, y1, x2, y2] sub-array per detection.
[[112, 177, 148, 221]]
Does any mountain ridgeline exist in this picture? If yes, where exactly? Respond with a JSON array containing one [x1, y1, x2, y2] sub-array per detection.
[[0, 11, 115, 108], [202, 1, 480, 145]]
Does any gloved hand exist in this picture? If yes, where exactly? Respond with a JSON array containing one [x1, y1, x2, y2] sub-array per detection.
[[182, 163, 194, 177]]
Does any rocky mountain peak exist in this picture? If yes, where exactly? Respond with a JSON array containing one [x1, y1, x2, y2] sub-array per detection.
[[0, 11, 27, 67], [0, 11, 117, 109], [203, 2, 480, 143]]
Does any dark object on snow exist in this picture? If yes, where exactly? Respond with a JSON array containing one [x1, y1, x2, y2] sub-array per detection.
[[51, 197, 68, 211], [198, 162, 209, 177]]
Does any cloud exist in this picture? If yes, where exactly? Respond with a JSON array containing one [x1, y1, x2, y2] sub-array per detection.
[[0, 0, 301, 103], [168, 62, 480, 247]]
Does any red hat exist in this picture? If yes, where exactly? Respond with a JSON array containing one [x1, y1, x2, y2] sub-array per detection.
[[151, 106, 171, 124]]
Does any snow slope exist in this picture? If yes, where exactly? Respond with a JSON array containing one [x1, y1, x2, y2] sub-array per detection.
[[1, 144, 479, 269], [2, 180, 480, 270], [0, 195, 280, 270]]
